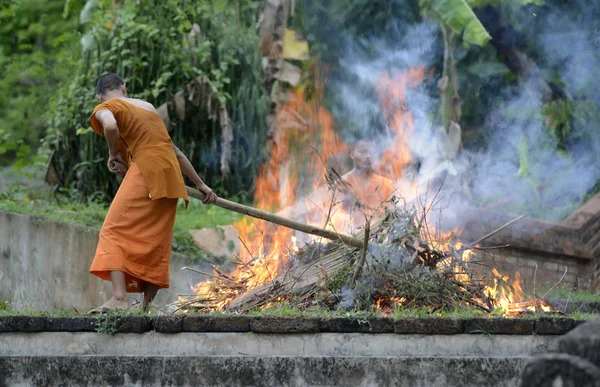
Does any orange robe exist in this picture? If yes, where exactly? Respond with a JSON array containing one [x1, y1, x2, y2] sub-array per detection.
[[338, 171, 395, 229], [88, 98, 188, 292], [341, 172, 395, 212]]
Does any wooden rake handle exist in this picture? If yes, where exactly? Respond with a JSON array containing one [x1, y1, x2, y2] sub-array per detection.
[[186, 187, 364, 248], [110, 160, 363, 248]]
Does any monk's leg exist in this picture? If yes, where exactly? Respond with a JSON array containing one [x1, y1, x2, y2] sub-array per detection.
[[142, 282, 160, 310], [108, 271, 129, 309]]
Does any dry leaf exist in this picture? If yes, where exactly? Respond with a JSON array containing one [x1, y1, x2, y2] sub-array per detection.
[[283, 29, 309, 60]]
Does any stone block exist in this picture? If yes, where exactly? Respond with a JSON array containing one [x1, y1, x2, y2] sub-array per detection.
[[535, 317, 575, 335], [116, 316, 153, 333], [45, 317, 97, 332], [250, 317, 319, 333], [559, 317, 600, 367], [153, 316, 183, 333], [393, 318, 464, 335], [520, 353, 600, 387], [358, 318, 394, 333], [464, 318, 534, 335], [543, 262, 559, 271], [519, 267, 534, 278], [319, 317, 393, 333], [182, 316, 251, 332], [319, 317, 359, 332], [0, 316, 45, 332], [564, 273, 577, 284], [189, 225, 240, 258]]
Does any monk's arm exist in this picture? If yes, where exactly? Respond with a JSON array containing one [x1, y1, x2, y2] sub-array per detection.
[[94, 109, 120, 156], [95, 109, 126, 175], [172, 144, 217, 204]]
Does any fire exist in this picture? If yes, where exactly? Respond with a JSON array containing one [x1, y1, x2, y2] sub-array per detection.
[[185, 63, 550, 317], [373, 68, 427, 180]]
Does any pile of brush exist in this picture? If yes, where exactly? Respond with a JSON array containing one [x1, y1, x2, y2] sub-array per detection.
[[171, 201, 520, 315]]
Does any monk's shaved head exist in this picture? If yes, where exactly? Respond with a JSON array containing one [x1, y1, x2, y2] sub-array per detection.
[[352, 140, 375, 152], [350, 139, 376, 172], [96, 73, 125, 96]]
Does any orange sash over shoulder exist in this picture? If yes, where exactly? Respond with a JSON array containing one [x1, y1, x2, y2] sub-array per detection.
[[89, 98, 188, 204]]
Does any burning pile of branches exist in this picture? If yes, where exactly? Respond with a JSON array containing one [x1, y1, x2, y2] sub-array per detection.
[[173, 200, 555, 316]]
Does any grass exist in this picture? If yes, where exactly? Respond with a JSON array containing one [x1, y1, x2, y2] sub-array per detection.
[[1, 298, 598, 320], [541, 287, 600, 303], [0, 189, 242, 260]]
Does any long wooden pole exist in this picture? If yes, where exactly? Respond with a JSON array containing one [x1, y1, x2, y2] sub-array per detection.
[[185, 186, 364, 248]]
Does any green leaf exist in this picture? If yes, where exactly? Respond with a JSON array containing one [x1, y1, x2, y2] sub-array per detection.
[[467, 0, 543, 8], [79, 0, 96, 24], [213, 0, 227, 13], [421, 0, 491, 47], [76, 127, 93, 136], [467, 61, 511, 78]]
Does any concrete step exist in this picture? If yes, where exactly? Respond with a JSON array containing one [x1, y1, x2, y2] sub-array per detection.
[[0, 331, 557, 386], [0, 355, 527, 387]]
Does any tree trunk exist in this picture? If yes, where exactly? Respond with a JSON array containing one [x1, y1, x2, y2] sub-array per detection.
[[259, 0, 289, 141], [437, 24, 462, 160]]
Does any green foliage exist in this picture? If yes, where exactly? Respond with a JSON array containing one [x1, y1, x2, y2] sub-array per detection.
[[46, 0, 268, 201], [0, 299, 10, 312], [94, 312, 119, 335], [467, 0, 543, 7], [541, 99, 573, 150], [419, 0, 491, 47], [293, 0, 422, 69], [325, 263, 354, 292], [0, 0, 82, 166], [93, 308, 161, 334]]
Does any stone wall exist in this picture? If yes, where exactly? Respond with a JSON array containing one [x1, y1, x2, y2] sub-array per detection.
[[472, 247, 592, 293], [0, 211, 210, 312], [458, 194, 600, 293]]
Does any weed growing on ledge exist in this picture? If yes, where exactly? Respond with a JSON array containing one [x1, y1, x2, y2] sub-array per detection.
[[95, 313, 119, 335]]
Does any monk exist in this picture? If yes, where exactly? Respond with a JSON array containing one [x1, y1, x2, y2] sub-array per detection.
[[87, 73, 217, 313], [335, 140, 396, 229], [282, 140, 401, 242]]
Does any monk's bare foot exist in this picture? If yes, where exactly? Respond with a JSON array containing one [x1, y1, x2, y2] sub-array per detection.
[[88, 298, 128, 314], [108, 298, 129, 310]]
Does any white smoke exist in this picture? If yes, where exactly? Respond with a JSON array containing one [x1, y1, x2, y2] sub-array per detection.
[[330, 4, 600, 225]]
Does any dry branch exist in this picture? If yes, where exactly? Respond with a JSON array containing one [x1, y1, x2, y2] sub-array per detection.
[[350, 221, 371, 288]]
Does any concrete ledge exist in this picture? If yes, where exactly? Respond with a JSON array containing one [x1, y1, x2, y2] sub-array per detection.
[[319, 317, 394, 333], [0, 332, 558, 357], [0, 210, 210, 312], [182, 315, 251, 332], [0, 355, 527, 387], [0, 316, 585, 335], [464, 318, 534, 335]]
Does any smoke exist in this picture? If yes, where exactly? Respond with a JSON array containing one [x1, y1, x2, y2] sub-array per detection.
[[334, 22, 439, 150], [326, 1, 600, 225]]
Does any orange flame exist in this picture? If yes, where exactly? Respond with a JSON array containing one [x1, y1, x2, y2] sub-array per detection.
[[188, 64, 542, 316], [373, 68, 426, 180]]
